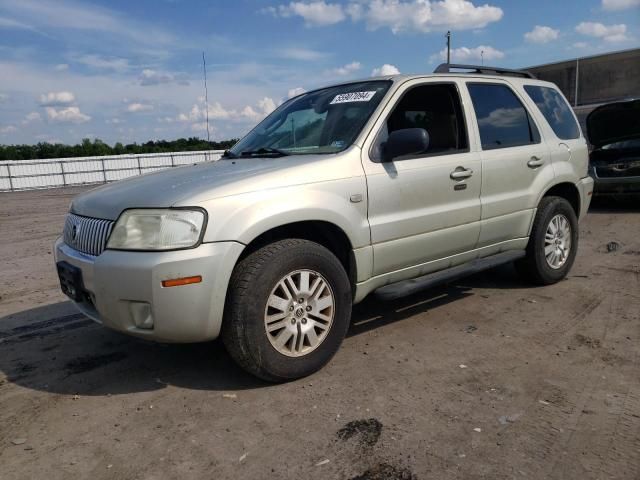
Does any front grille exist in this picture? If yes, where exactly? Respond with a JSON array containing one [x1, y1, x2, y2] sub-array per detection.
[[63, 213, 115, 256]]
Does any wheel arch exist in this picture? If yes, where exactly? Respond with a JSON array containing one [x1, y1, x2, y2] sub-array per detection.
[[540, 182, 582, 217], [237, 220, 357, 289]]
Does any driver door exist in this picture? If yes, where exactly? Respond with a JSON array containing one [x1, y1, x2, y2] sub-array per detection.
[[361, 79, 482, 276]]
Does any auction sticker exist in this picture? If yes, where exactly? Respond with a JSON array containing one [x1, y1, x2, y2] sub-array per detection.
[[330, 91, 376, 104]]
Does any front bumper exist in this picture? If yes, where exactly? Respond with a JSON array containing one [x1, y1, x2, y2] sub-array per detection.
[[54, 238, 244, 342]]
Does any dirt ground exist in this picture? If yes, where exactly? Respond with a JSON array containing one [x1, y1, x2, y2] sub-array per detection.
[[0, 186, 639, 480]]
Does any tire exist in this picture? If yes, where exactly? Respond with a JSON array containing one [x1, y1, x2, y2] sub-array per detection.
[[516, 196, 579, 285], [222, 239, 352, 382]]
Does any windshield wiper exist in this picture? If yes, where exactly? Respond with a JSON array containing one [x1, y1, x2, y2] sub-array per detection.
[[221, 149, 238, 158], [240, 147, 290, 157]]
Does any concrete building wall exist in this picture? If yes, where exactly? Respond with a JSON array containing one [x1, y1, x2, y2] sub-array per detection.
[[527, 48, 640, 107]]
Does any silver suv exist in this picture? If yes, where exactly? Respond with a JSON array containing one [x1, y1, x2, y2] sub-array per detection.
[[55, 64, 594, 381]]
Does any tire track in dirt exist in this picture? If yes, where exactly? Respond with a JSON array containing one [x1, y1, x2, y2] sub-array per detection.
[[492, 286, 615, 478], [545, 289, 640, 479], [593, 290, 640, 480], [0, 313, 93, 345]]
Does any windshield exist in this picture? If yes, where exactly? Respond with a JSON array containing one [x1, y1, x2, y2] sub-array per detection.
[[227, 80, 391, 157]]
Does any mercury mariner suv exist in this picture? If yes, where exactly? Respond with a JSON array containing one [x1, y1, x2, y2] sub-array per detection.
[[55, 64, 594, 381]]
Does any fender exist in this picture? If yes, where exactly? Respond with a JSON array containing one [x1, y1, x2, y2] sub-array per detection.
[[200, 178, 371, 249]]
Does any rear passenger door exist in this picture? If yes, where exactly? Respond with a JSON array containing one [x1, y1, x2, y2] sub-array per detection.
[[466, 81, 554, 249], [522, 84, 588, 186]]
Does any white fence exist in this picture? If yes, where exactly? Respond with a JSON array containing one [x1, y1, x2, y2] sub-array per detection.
[[0, 150, 224, 192]]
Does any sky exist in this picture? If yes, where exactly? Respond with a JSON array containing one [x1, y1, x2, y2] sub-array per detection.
[[0, 0, 638, 146]]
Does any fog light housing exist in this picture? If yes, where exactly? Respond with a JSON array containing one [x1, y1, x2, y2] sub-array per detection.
[[129, 302, 154, 330]]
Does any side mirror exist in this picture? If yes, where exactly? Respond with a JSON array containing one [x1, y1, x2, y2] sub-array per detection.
[[383, 128, 430, 162]]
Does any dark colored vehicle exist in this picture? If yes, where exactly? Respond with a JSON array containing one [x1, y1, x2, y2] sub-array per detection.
[[587, 99, 640, 197]]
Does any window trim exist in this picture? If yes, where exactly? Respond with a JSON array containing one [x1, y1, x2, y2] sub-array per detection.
[[368, 81, 471, 163], [523, 84, 581, 141], [466, 81, 542, 151]]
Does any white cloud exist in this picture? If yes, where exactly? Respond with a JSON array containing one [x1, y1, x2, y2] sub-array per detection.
[[269, 1, 346, 26], [106, 118, 122, 124], [328, 61, 362, 76], [0, 93, 7, 103], [477, 107, 525, 128], [371, 64, 401, 76], [40, 91, 75, 106], [431, 45, 504, 62], [364, 0, 503, 33], [0, 125, 17, 134], [74, 54, 130, 71], [354, 0, 503, 33], [257, 97, 277, 116], [22, 111, 41, 125], [277, 47, 328, 61], [54, 63, 69, 71], [179, 102, 231, 122], [140, 69, 170, 85], [0, 0, 176, 47], [207, 102, 234, 120], [524, 25, 560, 44], [0, 16, 38, 32], [178, 96, 278, 125], [0, 56, 315, 145], [571, 41, 589, 49], [45, 106, 91, 123], [126, 102, 153, 113], [602, 0, 640, 10], [238, 97, 279, 122], [266, 0, 504, 32], [575, 22, 630, 42], [191, 122, 209, 132], [34, 134, 63, 144], [287, 87, 307, 98], [139, 68, 189, 86], [240, 105, 262, 121]]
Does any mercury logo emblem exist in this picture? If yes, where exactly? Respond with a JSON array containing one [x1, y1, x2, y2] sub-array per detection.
[[72, 224, 80, 241]]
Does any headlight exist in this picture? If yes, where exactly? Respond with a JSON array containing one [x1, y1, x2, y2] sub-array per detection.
[[107, 209, 206, 251]]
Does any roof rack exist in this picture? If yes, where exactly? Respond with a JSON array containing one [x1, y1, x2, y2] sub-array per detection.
[[434, 63, 536, 79]]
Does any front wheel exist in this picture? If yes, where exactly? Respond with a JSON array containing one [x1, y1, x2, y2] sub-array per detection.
[[222, 239, 352, 382], [516, 196, 579, 285]]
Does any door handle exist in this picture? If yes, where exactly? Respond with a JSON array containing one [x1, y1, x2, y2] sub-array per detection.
[[527, 156, 545, 168], [450, 167, 473, 180]]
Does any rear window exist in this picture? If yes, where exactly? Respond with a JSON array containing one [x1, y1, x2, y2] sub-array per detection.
[[467, 83, 540, 150], [524, 85, 580, 140]]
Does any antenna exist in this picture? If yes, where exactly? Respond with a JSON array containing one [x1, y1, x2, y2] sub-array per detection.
[[202, 51, 210, 143], [446, 31, 451, 64]]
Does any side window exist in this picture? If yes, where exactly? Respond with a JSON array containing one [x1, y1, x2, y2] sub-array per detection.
[[371, 83, 468, 161], [467, 83, 540, 150], [524, 85, 580, 140]]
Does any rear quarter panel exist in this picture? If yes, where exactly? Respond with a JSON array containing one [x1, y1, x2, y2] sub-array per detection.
[[514, 80, 590, 213]]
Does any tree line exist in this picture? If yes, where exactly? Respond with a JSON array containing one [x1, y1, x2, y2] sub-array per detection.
[[0, 137, 238, 161]]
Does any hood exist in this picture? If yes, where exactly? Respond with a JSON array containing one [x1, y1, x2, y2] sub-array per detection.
[[70, 152, 355, 220], [587, 99, 640, 148]]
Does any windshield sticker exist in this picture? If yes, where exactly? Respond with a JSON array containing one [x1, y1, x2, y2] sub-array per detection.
[[330, 91, 377, 104]]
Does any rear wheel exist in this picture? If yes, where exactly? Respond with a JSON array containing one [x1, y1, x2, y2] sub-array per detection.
[[516, 196, 579, 285], [222, 239, 352, 382]]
